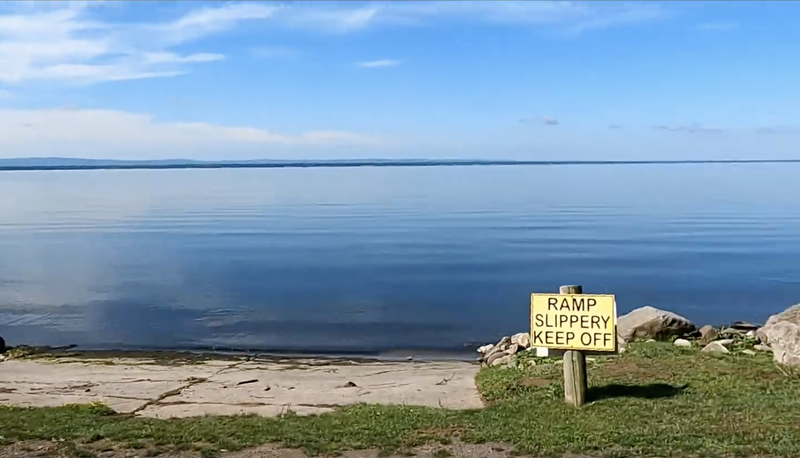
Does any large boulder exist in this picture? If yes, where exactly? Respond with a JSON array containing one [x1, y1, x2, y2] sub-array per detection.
[[617, 306, 696, 342], [756, 304, 800, 368], [701, 341, 730, 354], [699, 325, 719, 343], [0, 335, 5, 354]]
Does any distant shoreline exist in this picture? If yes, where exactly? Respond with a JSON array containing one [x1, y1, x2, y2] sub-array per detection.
[[2, 158, 799, 172]]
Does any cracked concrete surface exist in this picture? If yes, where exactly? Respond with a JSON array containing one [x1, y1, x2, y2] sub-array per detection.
[[0, 357, 482, 418]]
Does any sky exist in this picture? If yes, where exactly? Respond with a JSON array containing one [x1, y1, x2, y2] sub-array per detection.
[[0, 0, 798, 161]]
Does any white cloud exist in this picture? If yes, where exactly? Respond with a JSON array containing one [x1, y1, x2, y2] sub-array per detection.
[[151, 3, 278, 45], [0, 1, 667, 85], [0, 108, 382, 159], [276, 1, 666, 34], [279, 5, 380, 34], [0, 2, 277, 84], [653, 123, 723, 133], [357, 59, 401, 68]]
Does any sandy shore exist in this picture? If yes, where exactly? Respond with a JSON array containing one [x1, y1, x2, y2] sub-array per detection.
[[0, 354, 482, 418]]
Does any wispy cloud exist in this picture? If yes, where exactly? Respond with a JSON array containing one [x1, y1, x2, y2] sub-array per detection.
[[608, 124, 623, 129], [276, 1, 667, 35], [0, 108, 383, 159], [755, 126, 800, 135], [0, 2, 277, 84], [0, 1, 669, 85], [357, 59, 401, 68], [278, 5, 380, 34], [540, 116, 559, 126], [696, 21, 739, 31], [0, 89, 11, 99], [653, 123, 723, 133], [520, 116, 559, 126]]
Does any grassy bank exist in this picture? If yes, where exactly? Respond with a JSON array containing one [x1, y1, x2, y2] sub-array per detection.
[[2, 343, 800, 457]]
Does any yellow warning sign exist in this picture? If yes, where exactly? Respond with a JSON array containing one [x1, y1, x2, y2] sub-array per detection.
[[530, 293, 617, 352]]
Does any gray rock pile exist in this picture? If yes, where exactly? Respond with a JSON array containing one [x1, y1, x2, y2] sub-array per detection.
[[669, 319, 771, 355], [652, 305, 800, 368], [477, 332, 531, 367], [475, 303, 800, 370]]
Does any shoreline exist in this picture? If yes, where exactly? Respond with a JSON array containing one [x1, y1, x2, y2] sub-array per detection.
[[1, 304, 798, 457], [0, 344, 480, 364], [1, 341, 798, 458]]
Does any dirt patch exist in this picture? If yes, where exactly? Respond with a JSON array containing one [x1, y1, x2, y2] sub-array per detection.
[[219, 441, 529, 458], [0, 441, 62, 458], [0, 440, 528, 458], [595, 359, 641, 377], [519, 377, 552, 388]]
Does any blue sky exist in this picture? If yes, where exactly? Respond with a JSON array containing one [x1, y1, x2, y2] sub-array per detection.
[[0, 0, 798, 161]]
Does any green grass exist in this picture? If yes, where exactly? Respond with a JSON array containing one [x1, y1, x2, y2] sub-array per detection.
[[2, 343, 800, 457]]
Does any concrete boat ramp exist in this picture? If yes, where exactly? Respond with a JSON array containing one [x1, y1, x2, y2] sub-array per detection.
[[0, 354, 483, 418]]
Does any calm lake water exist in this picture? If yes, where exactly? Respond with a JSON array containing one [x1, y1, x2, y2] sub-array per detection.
[[1, 164, 798, 356]]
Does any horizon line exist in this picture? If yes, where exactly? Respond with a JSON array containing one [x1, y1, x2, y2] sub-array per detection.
[[1, 158, 799, 172]]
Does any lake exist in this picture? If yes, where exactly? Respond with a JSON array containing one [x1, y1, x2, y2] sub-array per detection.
[[0, 163, 798, 357]]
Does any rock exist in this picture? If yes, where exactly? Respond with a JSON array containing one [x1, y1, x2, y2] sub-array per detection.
[[754, 344, 773, 352], [756, 304, 800, 368], [484, 350, 508, 367], [505, 343, 520, 355], [742, 350, 757, 356], [699, 325, 718, 343], [617, 306, 696, 342], [494, 336, 512, 350], [715, 339, 735, 347], [490, 354, 514, 367], [731, 321, 761, 332], [477, 344, 494, 355], [746, 330, 756, 338], [719, 328, 746, 338], [702, 341, 730, 354], [483, 346, 504, 361], [511, 332, 530, 348], [480, 336, 512, 363], [673, 338, 692, 347], [646, 339, 656, 343], [0, 335, 4, 354]]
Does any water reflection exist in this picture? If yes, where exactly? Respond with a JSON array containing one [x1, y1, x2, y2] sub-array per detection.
[[0, 164, 798, 353]]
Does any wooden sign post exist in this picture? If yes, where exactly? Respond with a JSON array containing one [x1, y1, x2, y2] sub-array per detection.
[[530, 285, 617, 407]]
